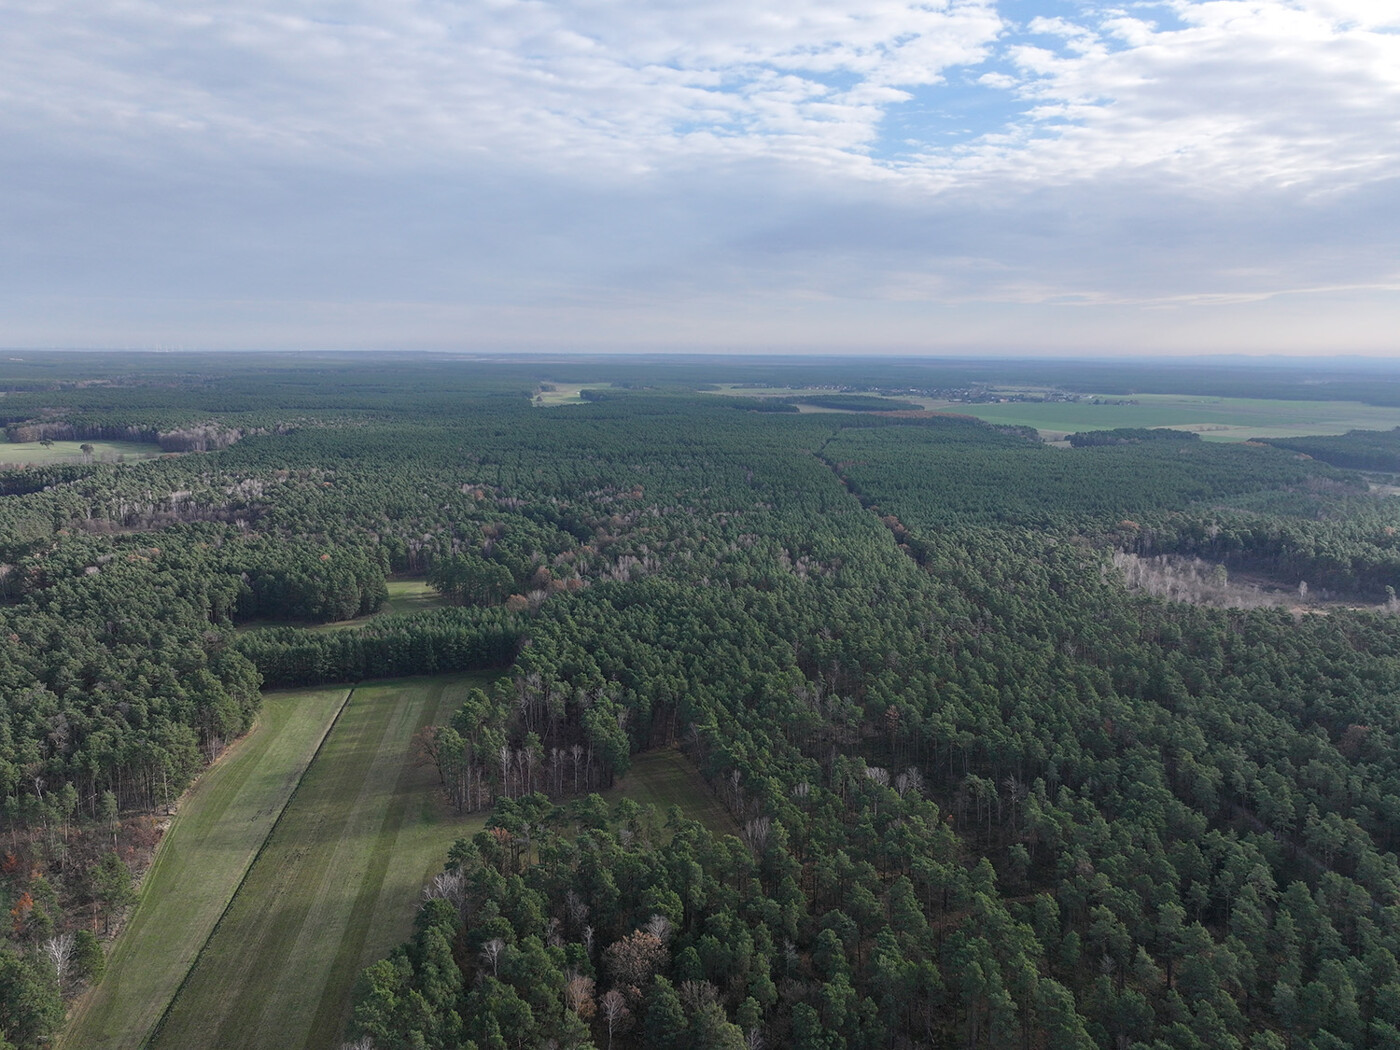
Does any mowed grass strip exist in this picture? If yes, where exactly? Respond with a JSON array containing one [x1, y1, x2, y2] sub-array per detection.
[[148, 675, 490, 1050], [61, 687, 351, 1050]]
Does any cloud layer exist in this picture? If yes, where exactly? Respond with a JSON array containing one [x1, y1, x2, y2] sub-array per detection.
[[2, 0, 1398, 352]]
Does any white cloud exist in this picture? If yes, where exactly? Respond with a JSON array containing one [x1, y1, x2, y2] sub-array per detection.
[[1, 0, 1399, 352], [0, 0, 1002, 173]]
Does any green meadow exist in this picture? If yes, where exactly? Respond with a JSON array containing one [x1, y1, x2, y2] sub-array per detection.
[[61, 687, 352, 1050], [912, 394, 1400, 441], [0, 439, 162, 466], [705, 385, 1400, 440], [147, 675, 488, 1050]]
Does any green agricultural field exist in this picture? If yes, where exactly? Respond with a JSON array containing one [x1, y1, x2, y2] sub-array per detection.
[[147, 675, 489, 1050], [906, 394, 1400, 441], [0, 439, 162, 466], [604, 747, 738, 837], [704, 385, 1400, 440], [61, 687, 351, 1050]]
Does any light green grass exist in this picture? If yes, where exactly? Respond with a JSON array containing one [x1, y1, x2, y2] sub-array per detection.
[[309, 578, 447, 633], [238, 577, 449, 634], [380, 578, 444, 616], [60, 688, 351, 1050], [903, 394, 1400, 441], [0, 439, 163, 466], [533, 382, 612, 405], [605, 748, 738, 837], [148, 675, 489, 1050]]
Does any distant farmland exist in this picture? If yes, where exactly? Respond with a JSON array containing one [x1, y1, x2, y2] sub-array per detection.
[[705, 386, 1400, 441]]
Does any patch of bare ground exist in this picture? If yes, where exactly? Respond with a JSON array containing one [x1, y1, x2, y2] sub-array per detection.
[[1110, 550, 1398, 616]]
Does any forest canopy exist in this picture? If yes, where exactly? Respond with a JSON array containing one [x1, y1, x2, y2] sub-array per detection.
[[2, 354, 1400, 1050]]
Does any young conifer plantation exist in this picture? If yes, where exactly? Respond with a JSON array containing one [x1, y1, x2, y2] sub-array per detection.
[[5, 354, 1400, 1050]]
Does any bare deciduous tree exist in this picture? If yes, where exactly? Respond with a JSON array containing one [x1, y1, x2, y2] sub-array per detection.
[[564, 971, 596, 1019], [743, 816, 771, 852], [481, 937, 505, 977], [423, 870, 466, 910], [644, 913, 673, 944], [600, 989, 631, 1050], [43, 933, 75, 989], [603, 930, 669, 991]]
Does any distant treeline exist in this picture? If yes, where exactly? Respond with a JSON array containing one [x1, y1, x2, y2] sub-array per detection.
[[792, 394, 922, 412], [1265, 428, 1400, 472], [1067, 426, 1200, 447]]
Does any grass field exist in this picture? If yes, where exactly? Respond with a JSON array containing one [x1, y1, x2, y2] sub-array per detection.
[[147, 675, 489, 1050], [68, 677, 736, 1050], [0, 439, 162, 466], [60, 687, 352, 1050], [310, 578, 447, 633], [908, 394, 1400, 441], [533, 381, 611, 405], [704, 385, 1400, 440], [238, 577, 448, 634], [604, 748, 739, 837]]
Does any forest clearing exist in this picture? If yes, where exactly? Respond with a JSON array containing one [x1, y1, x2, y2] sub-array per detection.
[[0, 440, 163, 467]]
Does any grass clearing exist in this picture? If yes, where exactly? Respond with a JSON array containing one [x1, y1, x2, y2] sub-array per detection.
[[534, 381, 612, 406], [147, 675, 489, 1050], [308, 578, 447, 633], [61, 687, 351, 1050], [0, 439, 162, 466], [605, 747, 738, 837], [380, 578, 444, 616], [238, 577, 448, 634]]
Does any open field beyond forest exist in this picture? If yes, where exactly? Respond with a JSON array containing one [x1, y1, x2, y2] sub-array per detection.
[[706, 385, 1400, 440], [918, 393, 1400, 441], [0, 439, 163, 466]]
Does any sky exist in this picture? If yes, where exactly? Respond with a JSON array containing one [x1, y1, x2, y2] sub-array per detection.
[[2, 0, 1399, 356]]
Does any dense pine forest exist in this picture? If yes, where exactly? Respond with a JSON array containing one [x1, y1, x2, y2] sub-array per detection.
[[5, 354, 1400, 1050]]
